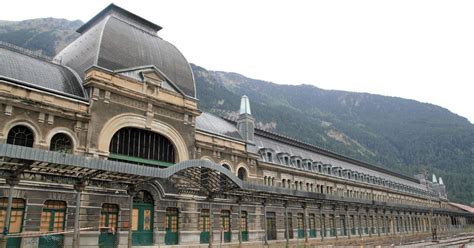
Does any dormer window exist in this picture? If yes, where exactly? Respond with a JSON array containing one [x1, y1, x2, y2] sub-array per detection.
[[284, 157, 290, 166], [266, 152, 273, 162], [296, 160, 301, 168]]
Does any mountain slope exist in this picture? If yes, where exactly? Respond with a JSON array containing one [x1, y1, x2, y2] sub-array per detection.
[[1, 18, 473, 204], [0, 18, 82, 56]]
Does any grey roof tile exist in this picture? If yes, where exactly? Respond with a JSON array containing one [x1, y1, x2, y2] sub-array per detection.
[[0, 46, 86, 99], [196, 112, 242, 140], [254, 132, 426, 190]]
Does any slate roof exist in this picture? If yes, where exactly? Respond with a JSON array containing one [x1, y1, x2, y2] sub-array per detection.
[[195, 112, 424, 189], [55, 4, 196, 98], [254, 131, 425, 189], [449, 202, 474, 213], [196, 112, 243, 140], [0, 45, 86, 99]]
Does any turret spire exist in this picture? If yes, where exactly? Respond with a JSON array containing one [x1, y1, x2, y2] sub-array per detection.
[[239, 95, 252, 115], [237, 95, 255, 143]]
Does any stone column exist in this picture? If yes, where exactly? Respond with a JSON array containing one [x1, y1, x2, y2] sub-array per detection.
[[334, 208, 338, 239], [263, 201, 268, 246], [345, 209, 350, 239], [375, 209, 383, 237], [357, 208, 362, 238], [284, 202, 289, 246], [303, 203, 308, 243], [73, 182, 85, 248], [319, 206, 324, 242], [208, 197, 213, 248], [238, 201, 242, 245], [428, 212, 432, 233], [127, 186, 136, 248]]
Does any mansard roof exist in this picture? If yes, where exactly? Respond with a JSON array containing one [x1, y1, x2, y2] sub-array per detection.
[[254, 128, 424, 188], [0, 44, 86, 99], [196, 112, 243, 140], [55, 4, 195, 98], [196, 113, 424, 188]]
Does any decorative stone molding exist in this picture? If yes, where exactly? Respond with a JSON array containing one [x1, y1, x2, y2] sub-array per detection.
[[97, 113, 189, 162]]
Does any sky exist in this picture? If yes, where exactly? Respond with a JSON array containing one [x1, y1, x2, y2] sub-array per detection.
[[2, 0, 474, 123]]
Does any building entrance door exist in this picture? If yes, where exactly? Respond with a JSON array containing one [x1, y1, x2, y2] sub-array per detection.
[[99, 204, 118, 248], [38, 201, 66, 248], [297, 213, 304, 238], [132, 191, 154, 246], [266, 212, 277, 240], [165, 208, 179, 245], [200, 209, 210, 243], [221, 210, 231, 242]]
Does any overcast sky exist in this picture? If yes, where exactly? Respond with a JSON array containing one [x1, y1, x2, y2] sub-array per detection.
[[3, 0, 474, 123]]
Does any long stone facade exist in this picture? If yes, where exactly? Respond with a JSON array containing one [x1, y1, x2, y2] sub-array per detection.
[[0, 4, 473, 248]]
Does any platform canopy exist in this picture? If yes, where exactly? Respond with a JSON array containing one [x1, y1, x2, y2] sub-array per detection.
[[0, 143, 470, 216]]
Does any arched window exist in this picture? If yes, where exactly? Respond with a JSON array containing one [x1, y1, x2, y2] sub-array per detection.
[[134, 190, 154, 204], [7, 125, 34, 147], [50, 133, 73, 153], [237, 167, 247, 181], [109, 127, 175, 167]]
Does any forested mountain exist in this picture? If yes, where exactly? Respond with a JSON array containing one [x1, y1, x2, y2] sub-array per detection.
[[1, 18, 473, 205], [0, 18, 82, 56]]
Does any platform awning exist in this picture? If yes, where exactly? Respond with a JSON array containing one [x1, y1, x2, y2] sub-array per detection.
[[0, 144, 471, 216]]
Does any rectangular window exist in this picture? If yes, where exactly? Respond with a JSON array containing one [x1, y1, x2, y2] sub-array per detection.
[[297, 213, 304, 229], [132, 209, 139, 231], [309, 214, 316, 237], [199, 209, 210, 231], [166, 208, 178, 232], [241, 211, 248, 231], [40, 200, 66, 233], [0, 198, 25, 233], [267, 152, 272, 162], [221, 210, 230, 232], [266, 212, 277, 240]]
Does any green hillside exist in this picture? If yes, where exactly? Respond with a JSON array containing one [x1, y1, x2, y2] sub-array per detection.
[[0, 18, 82, 56]]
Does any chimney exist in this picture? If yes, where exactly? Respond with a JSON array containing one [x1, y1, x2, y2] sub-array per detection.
[[237, 95, 255, 143]]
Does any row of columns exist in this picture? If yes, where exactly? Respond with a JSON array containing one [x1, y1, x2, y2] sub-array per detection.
[[0, 180, 472, 248], [260, 203, 472, 245]]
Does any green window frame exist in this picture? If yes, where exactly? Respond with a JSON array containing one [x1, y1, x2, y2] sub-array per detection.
[[199, 209, 210, 243], [241, 211, 248, 241]]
